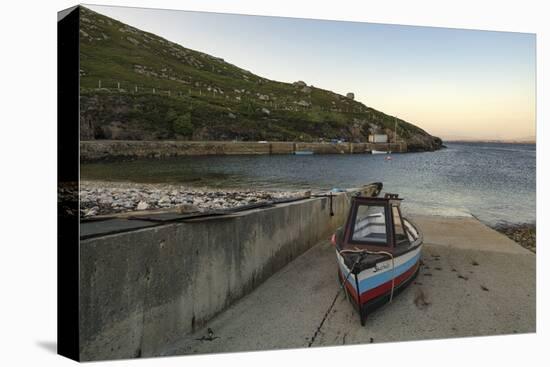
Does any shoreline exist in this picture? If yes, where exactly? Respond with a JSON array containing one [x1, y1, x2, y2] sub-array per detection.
[[78, 180, 537, 244], [80, 182, 537, 250]]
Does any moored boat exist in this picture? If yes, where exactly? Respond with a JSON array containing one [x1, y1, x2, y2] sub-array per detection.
[[331, 186, 423, 325]]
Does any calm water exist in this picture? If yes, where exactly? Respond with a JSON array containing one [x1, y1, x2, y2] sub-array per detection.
[[81, 142, 536, 226]]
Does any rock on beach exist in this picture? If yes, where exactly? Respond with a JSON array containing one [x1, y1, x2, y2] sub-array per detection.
[[493, 223, 536, 253]]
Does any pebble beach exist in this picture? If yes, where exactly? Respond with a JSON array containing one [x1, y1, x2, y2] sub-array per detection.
[[79, 181, 307, 217]]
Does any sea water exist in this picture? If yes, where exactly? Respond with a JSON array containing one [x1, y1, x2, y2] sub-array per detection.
[[81, 142, 536, 226]]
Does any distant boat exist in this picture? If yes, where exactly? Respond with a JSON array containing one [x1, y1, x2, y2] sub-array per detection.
[[294, 150, 314, 155], [371, 150, 388, 154]]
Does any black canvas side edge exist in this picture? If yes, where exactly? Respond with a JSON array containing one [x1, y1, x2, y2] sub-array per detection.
[[57, 5, 80, 361]]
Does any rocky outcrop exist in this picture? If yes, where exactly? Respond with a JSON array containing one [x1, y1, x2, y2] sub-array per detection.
[[406, 134, 443, 152]]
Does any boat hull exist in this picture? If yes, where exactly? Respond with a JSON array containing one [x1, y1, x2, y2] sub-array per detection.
[[336, 244, 422, 324]]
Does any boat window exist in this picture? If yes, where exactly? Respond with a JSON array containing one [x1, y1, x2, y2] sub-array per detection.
[[351, 204, 388, 245], [404, 219, 419, 242], [392, 205, 409, 247]]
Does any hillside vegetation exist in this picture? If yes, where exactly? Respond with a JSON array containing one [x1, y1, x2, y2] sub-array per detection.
[[79, 6, 442, 151]]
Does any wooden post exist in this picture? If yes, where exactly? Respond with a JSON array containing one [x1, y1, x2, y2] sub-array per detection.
[[98, 80, 101, 88], [117, 82, 120, 89], [153, 88, 155, 94], [135, 85, 138, 92]]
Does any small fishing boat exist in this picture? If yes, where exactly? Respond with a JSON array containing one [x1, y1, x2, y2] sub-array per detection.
[[371, 150, 388, 154], [331, 184, 423, 325], [294, 150, 314, 155]]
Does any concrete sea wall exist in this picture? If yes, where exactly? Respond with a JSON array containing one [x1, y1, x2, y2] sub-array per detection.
[[80, 140, 406, 160], [79, 191, 355, 360]]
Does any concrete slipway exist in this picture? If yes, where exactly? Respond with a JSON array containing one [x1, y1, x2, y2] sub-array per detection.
[[163, 215, 535, 356]]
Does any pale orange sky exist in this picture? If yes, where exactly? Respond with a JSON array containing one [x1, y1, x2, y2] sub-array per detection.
[[366, 78, 536, 140]]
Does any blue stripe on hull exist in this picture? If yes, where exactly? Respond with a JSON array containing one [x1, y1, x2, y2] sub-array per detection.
[[357, 253, 420, 294], [337, 251, 421, 295]]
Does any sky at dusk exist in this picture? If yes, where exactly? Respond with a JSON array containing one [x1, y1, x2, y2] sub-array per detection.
[[87, 4, 536, 141]]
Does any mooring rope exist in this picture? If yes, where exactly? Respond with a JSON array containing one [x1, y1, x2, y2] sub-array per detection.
[[338, 248, 396, 302], [308, 252, 364, 347], [309, 247, 397, 345]]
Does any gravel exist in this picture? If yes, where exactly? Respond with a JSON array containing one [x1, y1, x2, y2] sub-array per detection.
[[79, 181, 308, 218], [492, 223, 536, 253]]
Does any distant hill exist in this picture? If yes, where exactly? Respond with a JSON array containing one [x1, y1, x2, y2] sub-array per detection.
[[78, 6, 442, 152]]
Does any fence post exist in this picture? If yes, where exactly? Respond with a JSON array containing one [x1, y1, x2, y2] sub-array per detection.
[[135, 85, 138, 93], [117, 82, 120, 89], [153, 88, 155, 94], [98, 80, 101, 88]]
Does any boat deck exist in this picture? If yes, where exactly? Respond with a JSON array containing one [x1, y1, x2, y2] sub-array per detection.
[[162, 215, 535, 356]]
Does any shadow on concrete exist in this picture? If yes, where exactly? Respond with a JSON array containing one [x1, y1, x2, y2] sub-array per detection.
[[36, 341, 57, 354]]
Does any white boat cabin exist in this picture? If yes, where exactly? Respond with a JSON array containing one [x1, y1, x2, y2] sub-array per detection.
[[342, 194, 421, 252]]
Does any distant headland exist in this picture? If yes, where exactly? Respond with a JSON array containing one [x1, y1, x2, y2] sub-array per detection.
[[78, 6, 442, 153]]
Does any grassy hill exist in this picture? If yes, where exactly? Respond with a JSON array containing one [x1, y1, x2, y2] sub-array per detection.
[[79, 6, 442, 151]]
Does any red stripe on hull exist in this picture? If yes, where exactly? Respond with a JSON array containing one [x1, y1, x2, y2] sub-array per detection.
[[338, 270, 359, 303], [359, 261, 420, 304], [338, 260, 419, 306]]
